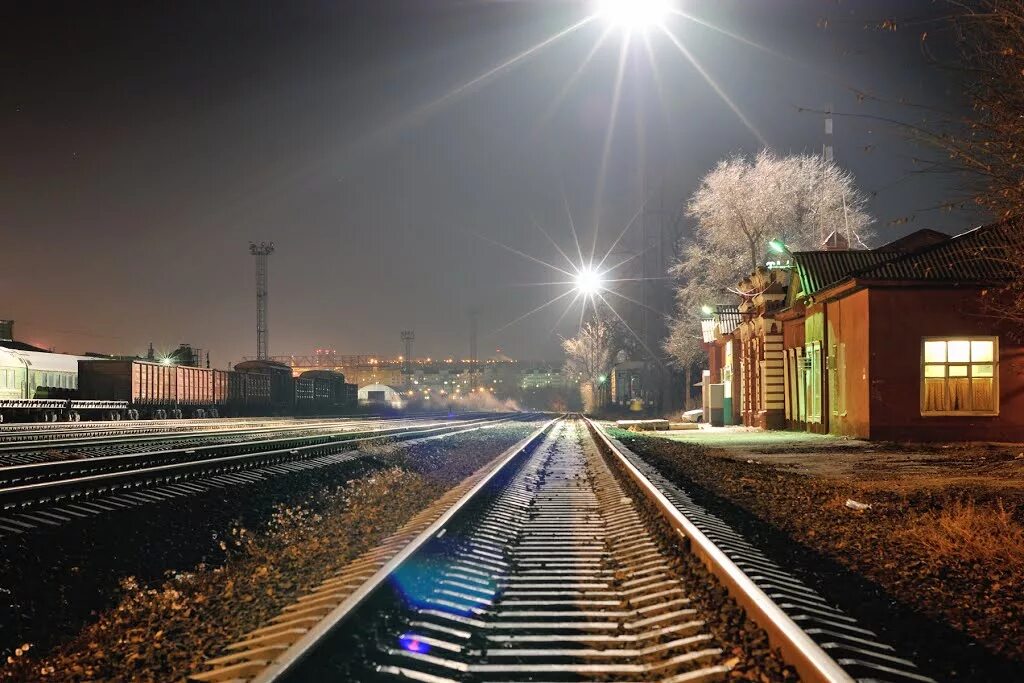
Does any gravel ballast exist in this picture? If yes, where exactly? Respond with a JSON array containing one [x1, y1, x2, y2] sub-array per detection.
[[612, 429, 1024, 681], [1, 420, 541, 682]]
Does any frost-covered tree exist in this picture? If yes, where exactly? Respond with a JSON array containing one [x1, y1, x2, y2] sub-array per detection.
[[665, 150, 874, 369], [563, 317, 617, 413]]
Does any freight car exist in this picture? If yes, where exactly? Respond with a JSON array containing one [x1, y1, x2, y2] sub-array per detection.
[[299, 370, 358, 414], [0, 347, 357, 422], [234, 361, 357, 416]]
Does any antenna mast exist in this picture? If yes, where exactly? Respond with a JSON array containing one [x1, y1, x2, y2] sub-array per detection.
[[249, 241, 275, 360]]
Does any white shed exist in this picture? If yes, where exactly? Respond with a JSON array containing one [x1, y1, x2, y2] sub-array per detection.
[[357, 383, 404, 408]]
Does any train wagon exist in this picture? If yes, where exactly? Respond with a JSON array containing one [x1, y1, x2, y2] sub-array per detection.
[[213, 369, 229, 406], [78, 359, 222, 419], [234, 359, 293, 414], [0, 347, 124, 422], [299, 370, 357, 413]]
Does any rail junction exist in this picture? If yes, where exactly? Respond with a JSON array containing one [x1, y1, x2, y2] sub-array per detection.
[[188, 416, 934, 683]]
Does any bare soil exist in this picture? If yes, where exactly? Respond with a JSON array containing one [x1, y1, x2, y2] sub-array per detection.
[[611, 427, 1024, 680]]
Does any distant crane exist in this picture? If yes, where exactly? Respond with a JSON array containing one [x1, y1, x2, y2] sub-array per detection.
[[249, 241, 275, 360]]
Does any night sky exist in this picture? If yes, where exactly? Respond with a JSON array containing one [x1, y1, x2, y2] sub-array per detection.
[[1, 0, 973, 366]]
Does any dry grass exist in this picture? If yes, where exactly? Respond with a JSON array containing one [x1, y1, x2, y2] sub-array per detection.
[[895, 499, 1024, 566]]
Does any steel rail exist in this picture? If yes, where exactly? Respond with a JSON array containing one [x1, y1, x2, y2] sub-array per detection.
[[585, 418, 855, 683], [0, 416, 499, 487], [243, 417, 559, 683], [0, 419, 385, 450], [0, 414, 476, 456], [0, 413, 449, 443], [0, 415, 523, 509]]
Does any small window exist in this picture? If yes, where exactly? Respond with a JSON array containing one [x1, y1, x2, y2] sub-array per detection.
[[922, 337, 998, 415], [805, 342, 822, 422]]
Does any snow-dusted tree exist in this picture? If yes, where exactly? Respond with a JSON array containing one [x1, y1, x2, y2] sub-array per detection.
[[563, 316, 617, 413], [665, 150, 874, 369]]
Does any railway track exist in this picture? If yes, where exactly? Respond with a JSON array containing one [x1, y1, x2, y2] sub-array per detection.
[[0, 413, 455, 444], [0, 415, 524, 534], [191, 416, 935, 683], [0, 415, 490, 467]]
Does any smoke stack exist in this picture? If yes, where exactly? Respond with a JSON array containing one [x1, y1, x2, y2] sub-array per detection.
[[0, 320, 12, 342]]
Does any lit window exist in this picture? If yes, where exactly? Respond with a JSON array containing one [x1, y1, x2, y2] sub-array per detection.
[[922, 337, 998, 415]]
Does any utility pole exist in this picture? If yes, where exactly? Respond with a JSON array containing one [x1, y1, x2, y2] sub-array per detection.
[[249, 241, 275, 360], [401, 330, 415, 389]]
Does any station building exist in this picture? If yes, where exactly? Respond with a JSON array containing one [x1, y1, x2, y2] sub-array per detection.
[[703, 223, 1024, 441]]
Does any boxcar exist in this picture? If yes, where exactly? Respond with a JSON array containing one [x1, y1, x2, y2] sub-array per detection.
[[78, 359, 218, 418], [234, 360, 293, 413], [299, 370, 356, 413]]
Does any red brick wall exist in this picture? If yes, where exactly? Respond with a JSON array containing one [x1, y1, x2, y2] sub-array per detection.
[[827, 290, 871, 438], [867, 287, 1024, 441]]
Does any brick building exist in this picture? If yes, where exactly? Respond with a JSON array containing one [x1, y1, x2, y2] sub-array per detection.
[[703, 223, 1024, 441]]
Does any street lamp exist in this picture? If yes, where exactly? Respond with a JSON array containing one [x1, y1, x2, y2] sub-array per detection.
[[595, 0, 671, 32], [768, 239, 791, 256], [574, 267, 603, 296], [701, 305, 714, 316]]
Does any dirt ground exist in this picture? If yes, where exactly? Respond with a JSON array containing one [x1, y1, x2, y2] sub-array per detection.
[[656, 426, 1024, 494], [609, 425, 1024, 680]]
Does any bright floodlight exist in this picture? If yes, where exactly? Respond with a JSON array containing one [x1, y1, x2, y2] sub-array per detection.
[[596, 0, 671, 31], [575, 268, 603, 295]]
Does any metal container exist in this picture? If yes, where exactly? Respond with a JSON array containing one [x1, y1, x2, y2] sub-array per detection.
[[213, 369, 229, 405], [176, 366, 214, 406], [78, 360, 175, 405], [244, 373, 271, 405], [294, 377, 315, 403]]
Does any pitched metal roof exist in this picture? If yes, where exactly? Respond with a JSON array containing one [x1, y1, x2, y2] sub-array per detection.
[[875, 228, 950, 252], [716, 305, 742, 335], [791, 250, 896, 296], [700, 305, 742, 343], [855, 222, 1020, 283]]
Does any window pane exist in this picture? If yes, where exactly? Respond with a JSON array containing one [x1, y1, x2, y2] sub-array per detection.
[[948, 340, 970, 362], [925, 365, 945, 378], [949, 365, 968, 377], [924, 378, 946, 411], [924, 341, 947, 363], [972, 340, 994, 363], [973, 377, 995, 411], [949, 377, 970, 410], [974, 364, 994, 378]]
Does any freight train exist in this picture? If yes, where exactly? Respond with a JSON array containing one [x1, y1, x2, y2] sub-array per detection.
[[0, 347, 357, 423]]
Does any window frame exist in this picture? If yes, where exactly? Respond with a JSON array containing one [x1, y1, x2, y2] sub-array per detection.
[[806, 341, 822, 423], [920, 336, 999, 417]]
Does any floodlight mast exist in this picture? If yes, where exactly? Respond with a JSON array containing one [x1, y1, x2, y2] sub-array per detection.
[[249, 241, 275, 360], [574, 268, 603, 296]]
